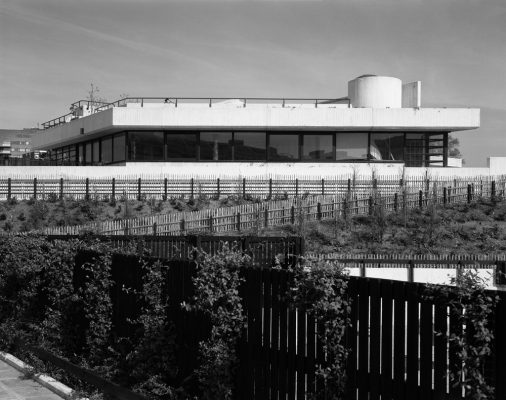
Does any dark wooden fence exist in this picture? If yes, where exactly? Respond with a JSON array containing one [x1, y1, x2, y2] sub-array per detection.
[[51, 234, 304, 267], [72, 252, 506, 399]]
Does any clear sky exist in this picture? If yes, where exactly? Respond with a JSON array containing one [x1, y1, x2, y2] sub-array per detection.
[[1, 0, 505, 166]]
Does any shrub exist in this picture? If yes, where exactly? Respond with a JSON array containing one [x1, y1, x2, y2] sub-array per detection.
[[188, 244, 249, 400], [291, 258, 351, 399]]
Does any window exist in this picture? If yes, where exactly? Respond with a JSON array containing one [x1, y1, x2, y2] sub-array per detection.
[[101, 136, 113, 164], [69, 146, 77, 164], [335, 133, 368, 160], [166, 133, 197, 160], [85, 142, 92, 165], [234, 132, 266, 160], [129, 131, 164, 161], [302, 134, 333, 160], [268, 134, 299, 161], [113, 134, 126, 163], [370, 133, 404, 161], [78, 144, 84, 165], [200, 132, 232, 160], [93, 140, 100, 164], [405, 133, 425, 167]]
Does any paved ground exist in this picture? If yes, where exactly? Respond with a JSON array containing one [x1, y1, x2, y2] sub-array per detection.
[[0, 360, 62, 400]]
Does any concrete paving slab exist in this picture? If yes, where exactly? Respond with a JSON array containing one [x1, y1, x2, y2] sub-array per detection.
[[0, 360, 63, 400]]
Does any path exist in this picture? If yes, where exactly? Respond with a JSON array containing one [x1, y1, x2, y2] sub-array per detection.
[[0, 360, 62, 400]]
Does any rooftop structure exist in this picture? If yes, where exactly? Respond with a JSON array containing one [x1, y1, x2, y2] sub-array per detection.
[[31, 75, 479, 168]]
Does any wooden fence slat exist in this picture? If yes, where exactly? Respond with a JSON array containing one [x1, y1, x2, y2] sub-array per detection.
[[380, 279, 393, 400], [369, 279, 381, 400], [358, 278, 370, 400], [393, 281, 406, 400]]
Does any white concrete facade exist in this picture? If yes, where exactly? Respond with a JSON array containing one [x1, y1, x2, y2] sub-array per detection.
[[1, 163, 504, 180], [31, 105, 480, 150]]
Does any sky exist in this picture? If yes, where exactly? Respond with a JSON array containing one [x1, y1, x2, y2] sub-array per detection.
[[1, 0, 505, 166]]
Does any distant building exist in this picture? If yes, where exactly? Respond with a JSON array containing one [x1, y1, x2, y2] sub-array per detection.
[[0, 128, 39, 161], [31, 75, 479, 168]]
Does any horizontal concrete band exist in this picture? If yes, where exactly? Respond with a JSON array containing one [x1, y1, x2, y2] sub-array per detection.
[[33, 107, 480, 149]]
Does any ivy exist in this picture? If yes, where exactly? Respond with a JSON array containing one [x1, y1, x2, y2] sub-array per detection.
[[291, 257, 351, 400], [187, 243, 250, 400], [426, 269, 498, 400]]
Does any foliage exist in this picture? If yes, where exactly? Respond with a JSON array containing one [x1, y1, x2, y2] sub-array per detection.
[[188, 244, 249, 400], [127, 259, 179, 399], [291, 258, 351, 400], [426, 269, 498, 400]]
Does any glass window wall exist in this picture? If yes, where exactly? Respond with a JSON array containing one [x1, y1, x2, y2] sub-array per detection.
[[78, 144, 84, 165], [234, 132, 266, 160], [335, 133, 368, 160], [113, 134, 126, 163], [85, 142, 92, 165], [166, 133, 197, 160], [200, 132, 232, 160], [129, 131, 164, 161], [93, 141, 100, 164], [268, 134, 299, 161], [302, 134, 333, 160], [370, 133, 404, 161], [101, 137, 112, 164]]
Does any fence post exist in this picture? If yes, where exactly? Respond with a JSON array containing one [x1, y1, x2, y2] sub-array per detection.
[[360, 260, 366, 278], [58, 178, 64, 200], [112, 178, 116, 200], [164, 178, 168, 201], [467, 184, 472, 203], [456, 260, 463, 282], [85, 178, 90, 201], [321, 178, 325, 196], [152, 222, 157, 236], [419, 190, 423, 209], [408, 260, 415, 283], [443, 187, 447, 206], [347, 178, 351, 193], [216, 178, 220, 199], [236, 212, 241, 232], [491, 180, 496, 200], [295, 179, 299, 197], [496, 261, 506, 285], [447, 187, 451, 204], [7, 178, 11, 200], [264, 207, 269, 227], [268, 178, 272, 199], [242, 178, 246, 198], [291, 205, 295, 224], [180, 218, 185, 233], [317, 202, 322, 220], [137, 178, 142, 201], [33, 178, 37, 200], [209, 213, 213, 232], [394, 193, 398, 212], [368, 196, 374, 215]]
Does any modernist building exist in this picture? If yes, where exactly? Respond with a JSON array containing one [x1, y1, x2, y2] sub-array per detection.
[[31, 75, 479, 168]]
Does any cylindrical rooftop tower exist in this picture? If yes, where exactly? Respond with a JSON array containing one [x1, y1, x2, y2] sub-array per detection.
[[348, 75, 402, 108]]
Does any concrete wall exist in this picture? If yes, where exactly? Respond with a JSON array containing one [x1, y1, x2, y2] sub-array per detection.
[[32, 106, 480, 150], [348, 76, 402, 108], [1, 161, 505, 179], [488, 157, 506, 175], [402, 81, 422, 108]]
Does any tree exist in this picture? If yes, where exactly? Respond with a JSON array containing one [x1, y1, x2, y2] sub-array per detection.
[[86, 83, 108, 108], [448, 135, 464, 164], [448, 135, 462, 158]]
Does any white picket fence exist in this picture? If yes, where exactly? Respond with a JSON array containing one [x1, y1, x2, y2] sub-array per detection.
[[42, 176, 506, 236]]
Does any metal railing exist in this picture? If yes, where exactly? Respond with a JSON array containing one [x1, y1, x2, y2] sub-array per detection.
[[41, 96, 351, 129]]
